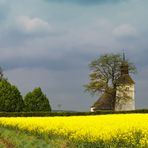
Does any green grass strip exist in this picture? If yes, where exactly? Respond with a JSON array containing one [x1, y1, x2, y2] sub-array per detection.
[[0, 126, 74, 148]]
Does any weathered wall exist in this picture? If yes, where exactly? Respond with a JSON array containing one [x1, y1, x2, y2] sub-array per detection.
[[115, 85, 135, 111]]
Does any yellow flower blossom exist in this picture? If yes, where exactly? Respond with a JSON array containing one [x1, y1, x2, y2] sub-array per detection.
[[0, 114, 148, 145]]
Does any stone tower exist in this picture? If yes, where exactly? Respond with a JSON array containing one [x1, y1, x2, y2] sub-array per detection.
[[115, 53, 135, 111]]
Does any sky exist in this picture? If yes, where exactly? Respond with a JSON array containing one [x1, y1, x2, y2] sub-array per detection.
[[0, 0, 148, 111]]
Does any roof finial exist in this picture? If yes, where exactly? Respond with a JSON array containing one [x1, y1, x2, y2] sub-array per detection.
[[123, 49, 125, 61]]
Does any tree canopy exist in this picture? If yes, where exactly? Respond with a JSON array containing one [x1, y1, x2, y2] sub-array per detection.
[[84, 53, 136, 109], [0, 67, 6, 81], [85, 54, 136, 94], [24, 87, 51, 112], [0, 80, 24, 112]]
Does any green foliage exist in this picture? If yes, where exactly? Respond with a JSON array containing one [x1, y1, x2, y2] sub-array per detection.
[[24, 87, 51, 112], [0, 67, 7, 81], [0, 126, 57, 148], [0, 80, 24, 112], [84, 53, 137, 110], [85, 53, 136, 95]]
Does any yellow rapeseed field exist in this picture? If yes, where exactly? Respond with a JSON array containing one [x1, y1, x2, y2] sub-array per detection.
[[0, 114, 148, 145]]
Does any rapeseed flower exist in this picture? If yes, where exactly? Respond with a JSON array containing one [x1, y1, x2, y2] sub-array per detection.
[[0, 114, 148, 145]]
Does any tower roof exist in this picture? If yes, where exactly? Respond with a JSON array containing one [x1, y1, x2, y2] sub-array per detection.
[[121, 51, 129, 75], [116, 74, 135, 85], [117, 52, 135, 85], [123, 50, 126, 61]]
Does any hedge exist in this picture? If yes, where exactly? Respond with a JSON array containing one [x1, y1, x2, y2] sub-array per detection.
[[0, 109, 148, 117]]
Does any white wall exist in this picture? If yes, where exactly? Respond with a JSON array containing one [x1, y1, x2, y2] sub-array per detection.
[[115, 84, 135, 111]]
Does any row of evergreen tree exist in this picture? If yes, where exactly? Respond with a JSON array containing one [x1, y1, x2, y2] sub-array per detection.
[[0, 79, 51, 112]]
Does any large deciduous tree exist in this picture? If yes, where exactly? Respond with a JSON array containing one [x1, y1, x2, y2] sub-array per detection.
[[84, 53, 136, 109], [24, 87, 51, 112], [0, 67, 6, 81], [0, 80, 24, 112]]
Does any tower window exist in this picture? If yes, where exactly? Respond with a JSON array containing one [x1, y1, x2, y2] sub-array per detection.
[[125, 87, 129, 91]]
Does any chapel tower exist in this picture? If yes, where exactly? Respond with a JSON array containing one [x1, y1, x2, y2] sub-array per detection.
[[115, 53, 135, 111]]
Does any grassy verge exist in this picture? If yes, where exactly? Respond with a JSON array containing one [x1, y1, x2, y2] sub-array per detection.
[[0, 126, 74, 148], [0, 137, 14, 148]]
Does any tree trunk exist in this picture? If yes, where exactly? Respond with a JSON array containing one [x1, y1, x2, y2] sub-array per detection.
[[111, 84, 117, 111]]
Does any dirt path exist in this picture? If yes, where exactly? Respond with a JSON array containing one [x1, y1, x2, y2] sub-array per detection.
[[0, 138, 15, 148]]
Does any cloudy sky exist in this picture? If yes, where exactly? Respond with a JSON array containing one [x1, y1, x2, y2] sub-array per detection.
[[0, 0, 148, 111]]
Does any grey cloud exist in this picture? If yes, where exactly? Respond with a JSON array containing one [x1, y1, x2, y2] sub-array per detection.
[[130, 49, 148, 68], [0, 49, 96, 71], [135, 67, 148, 109], [0, 27, 66, 49], [114, 35, 139, 44], [0, 1, 9, 22], [45, 0, 127, 5], [0, 29, 30, 48]]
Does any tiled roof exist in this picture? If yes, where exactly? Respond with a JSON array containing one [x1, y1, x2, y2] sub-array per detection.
[[92, 92, 114, 110]]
